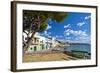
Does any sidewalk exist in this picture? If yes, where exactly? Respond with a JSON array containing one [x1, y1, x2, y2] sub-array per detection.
[[23, 52, 78, 62]]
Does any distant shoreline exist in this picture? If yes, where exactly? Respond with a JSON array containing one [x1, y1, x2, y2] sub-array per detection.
[[69, 43, 90, 45]]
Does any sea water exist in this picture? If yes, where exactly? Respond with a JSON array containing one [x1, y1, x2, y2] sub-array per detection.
[[64, 43, 91, 59], [64, 43, 91, 53]]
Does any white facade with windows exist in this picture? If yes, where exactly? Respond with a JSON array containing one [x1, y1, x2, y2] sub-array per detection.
[[26, 33, 55, 53]]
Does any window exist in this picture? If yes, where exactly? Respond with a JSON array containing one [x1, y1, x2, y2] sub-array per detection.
[[30, 47, 33, 50], [37, 39, 39, 43], [34, 38, 36, 43], [34, 46, 37, 51], [40, 41, 43, 43], [42, 45, 44, 50]]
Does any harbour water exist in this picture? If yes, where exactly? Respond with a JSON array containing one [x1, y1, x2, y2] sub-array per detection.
[[64, 43, 91, 59]]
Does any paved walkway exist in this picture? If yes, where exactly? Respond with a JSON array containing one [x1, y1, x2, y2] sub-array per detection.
[[23, 52, 78, 62]]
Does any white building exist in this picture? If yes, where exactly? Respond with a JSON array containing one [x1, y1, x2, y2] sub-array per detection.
[[25, 33, 55, 53], [23, 32, 61, 53]]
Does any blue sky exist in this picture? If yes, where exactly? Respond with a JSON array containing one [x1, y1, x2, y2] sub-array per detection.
[[39, 12, 91, 44]]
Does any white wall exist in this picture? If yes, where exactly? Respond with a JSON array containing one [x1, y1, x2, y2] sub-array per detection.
[[0, 0, 99, 73]]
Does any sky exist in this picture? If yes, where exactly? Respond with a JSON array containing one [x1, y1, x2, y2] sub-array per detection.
[[39, 12, 91, 44]]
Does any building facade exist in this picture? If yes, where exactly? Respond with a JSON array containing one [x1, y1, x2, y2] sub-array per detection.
[[26, 33, 54, 53]]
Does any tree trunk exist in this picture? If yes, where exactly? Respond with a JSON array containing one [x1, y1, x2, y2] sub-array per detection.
[[23, 15, 41, 52], [23, 31, 36, 51]]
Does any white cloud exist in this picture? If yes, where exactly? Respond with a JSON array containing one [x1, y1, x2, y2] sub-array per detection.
[[53, 35, 63, 39], [48, 32, 51, 35], [59, 35, 63, 38], [66, 35, 90, 43], [55, 35, 59, 38], [64, 29, 88, 37], [64, 24, 71, 28], [64, 29, 90, 43], [77, 22, 85, 26], [85, 15, 91, 20], [41, 31, 52, 38], [65, 37, 71, 40], [64, 29, 71, 36], [44, 31, 47, 34], [74, 30, 88, 37], [40, 31, 49, 37], [79, 35, 90, 40], [77, 35, 90, 43], [65, 32, 70, 36], [46, 24, 52, 30]]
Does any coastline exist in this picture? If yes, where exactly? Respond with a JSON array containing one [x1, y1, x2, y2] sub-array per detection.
[[23, 43, 91, 62]]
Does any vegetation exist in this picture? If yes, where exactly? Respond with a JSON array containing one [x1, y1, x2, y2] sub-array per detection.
[[23, 10, 68, 50]]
